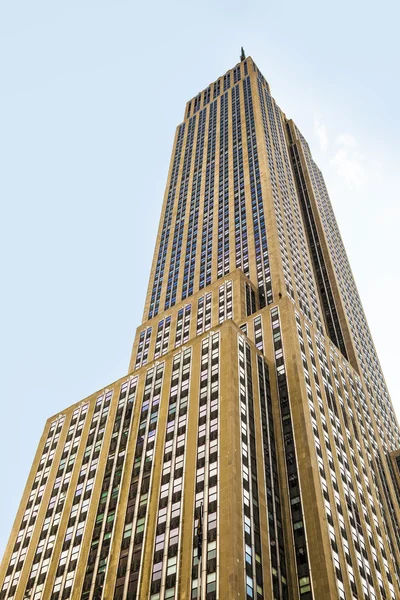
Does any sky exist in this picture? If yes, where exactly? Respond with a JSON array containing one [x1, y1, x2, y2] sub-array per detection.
[[1, 0, 399, 559]]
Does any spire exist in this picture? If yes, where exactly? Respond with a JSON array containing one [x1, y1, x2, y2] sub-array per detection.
[[240, 47, 246, 62]]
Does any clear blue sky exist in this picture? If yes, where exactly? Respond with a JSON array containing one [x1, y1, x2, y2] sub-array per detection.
[[1, 0, 399, 558]]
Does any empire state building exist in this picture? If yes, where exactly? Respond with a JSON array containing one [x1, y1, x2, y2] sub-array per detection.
[[1, 52, 400, 600]]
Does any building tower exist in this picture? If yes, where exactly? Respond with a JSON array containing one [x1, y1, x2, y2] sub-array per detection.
[[1, 55, 400, 600]]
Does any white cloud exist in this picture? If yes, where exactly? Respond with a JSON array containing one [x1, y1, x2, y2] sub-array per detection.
[[331, 133, 367, 189], [314, 116, 328, 154], [336, 133, 357, 148]]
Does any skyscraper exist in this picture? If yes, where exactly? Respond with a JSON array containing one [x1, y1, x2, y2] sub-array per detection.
[[1, 53, 400, 600]]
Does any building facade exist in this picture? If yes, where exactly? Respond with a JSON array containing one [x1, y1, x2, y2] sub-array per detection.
[[1, 55, 400, 600]]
